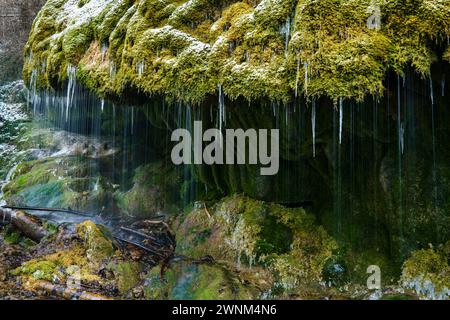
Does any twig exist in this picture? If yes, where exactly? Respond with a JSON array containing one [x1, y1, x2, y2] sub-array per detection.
[[1, 205, 94, 217]]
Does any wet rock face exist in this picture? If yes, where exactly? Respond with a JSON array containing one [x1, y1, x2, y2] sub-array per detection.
[[23, 0, 450, 103], [0, 81, 29, 181]]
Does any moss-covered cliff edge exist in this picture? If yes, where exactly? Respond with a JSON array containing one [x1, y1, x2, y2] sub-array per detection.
[[24, 0, 450, 104]]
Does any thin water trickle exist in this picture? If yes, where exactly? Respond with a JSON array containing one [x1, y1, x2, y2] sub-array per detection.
[[312, 99, 316, 158], [101, 43, 108, 63], [431, 76, 438, 209], [304, 62, 309, 96], [339, 98, 343, 145]]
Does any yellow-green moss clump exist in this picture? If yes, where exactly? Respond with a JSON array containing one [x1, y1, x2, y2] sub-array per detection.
[[24, 0, 450, 104], [175, 195, 337, 295], [11, 221, 116, 290], [401, 242, 450, 300]]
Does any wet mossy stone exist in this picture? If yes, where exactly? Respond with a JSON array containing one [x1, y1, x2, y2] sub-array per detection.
[[24, 0, 450, 104], [144, 261, 257, 300], [175, 195, 338, 293], [76, 221, 116, 264], [401, 243, 450, 300]]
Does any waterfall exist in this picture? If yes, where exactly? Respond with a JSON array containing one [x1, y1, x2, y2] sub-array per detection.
[[101, 99, 105, 112], [66, 65, 77, 122]]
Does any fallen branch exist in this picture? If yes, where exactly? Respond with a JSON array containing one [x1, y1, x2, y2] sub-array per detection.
[[2, 205, 93, 217], [30, 280, 113, 300], [0, 208, 49, 242], [114, 236, 167, 258]]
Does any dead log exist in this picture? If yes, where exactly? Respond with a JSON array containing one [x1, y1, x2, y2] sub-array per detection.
[[0, 208, 49, 242]]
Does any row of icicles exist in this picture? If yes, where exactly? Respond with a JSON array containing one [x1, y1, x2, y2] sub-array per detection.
[[27, 59, 444, 160]]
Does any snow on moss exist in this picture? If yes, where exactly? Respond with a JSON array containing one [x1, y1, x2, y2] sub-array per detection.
[[24, 0, 450, 104]]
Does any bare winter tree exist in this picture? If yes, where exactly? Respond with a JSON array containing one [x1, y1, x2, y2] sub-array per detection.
[[0, 0, 45, 84]]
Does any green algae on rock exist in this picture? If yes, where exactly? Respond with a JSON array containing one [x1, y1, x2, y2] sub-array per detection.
[[23, 0, 450, 104]]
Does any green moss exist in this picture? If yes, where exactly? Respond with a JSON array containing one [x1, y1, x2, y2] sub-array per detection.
[[106, 260, 143, 294], [24, 0, 450, 104], [3, 226, 22, 245], [11, 245, 92, 283], [62, 23, 93, 64], [76, 221, 116, 264], [401, 243, 450, 299], [12, 260, 59, 282]]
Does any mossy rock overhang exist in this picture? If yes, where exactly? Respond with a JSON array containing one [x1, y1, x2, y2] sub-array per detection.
[[24, 0, 450, 105]]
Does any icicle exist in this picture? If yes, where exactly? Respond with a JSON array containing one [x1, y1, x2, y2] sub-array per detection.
[[430, 77, 434, 106], [136, 59, 145, 77], [304, 62, 309, 96], [312, 99, 316, 158], [28, 69, 38, 113], [284, 17, 291, 57], [101, 43, 108, 63], [295, 59, 300, 97], [218, 84, 225, 131], [367, 2, 381, 30], [66, 65, 77, 122], [109, 62, 116, 80], [339, 98, 343, 145]]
